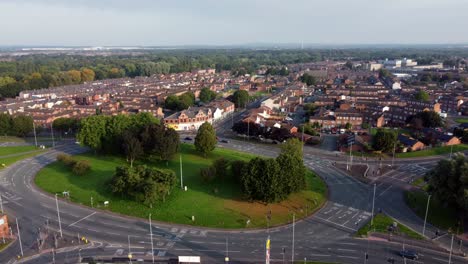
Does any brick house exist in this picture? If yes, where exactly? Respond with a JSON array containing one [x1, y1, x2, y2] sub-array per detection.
[[398, 134, 425, 152], [0, 214, 9, 238]]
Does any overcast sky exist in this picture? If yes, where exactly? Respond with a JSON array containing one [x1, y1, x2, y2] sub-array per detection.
[[1, 0, 467, 46]]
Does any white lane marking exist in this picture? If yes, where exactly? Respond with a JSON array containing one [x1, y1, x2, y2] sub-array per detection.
[[337, 248, 357, 252], [68, 212, 97, 227], [313, 216, 357, 232], [378, 185, 393, 197], [309, 254, 331, 257], [337, 255, 359, 259]]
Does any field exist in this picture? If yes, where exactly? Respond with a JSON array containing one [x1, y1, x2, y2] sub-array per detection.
[[356, 213, 423, 240], [405, 191, 461, 232], [0, 145, 47, 167], [454, 118, 468, 124], [35, 144, 327, 228], [396, 144, 468, 158]]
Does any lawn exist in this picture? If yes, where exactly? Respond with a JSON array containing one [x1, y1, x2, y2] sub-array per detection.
[[0, 240, 12, 252], [396, 144, 468, 158], [411, 177, 428, 191], [35, 144, 327, 229], [1, 150, 47, 167], [405, 191, 461, 232], [356, 213, 423, 240], [0, 145, 38, 156], [454, 118, 468, 124]]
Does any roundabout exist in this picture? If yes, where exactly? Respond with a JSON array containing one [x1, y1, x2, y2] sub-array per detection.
[[0, 140, 467, 263], [34, 143, 327, 229]]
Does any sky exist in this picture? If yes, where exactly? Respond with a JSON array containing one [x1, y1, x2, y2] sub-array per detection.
[[1, 0, 467, 46]]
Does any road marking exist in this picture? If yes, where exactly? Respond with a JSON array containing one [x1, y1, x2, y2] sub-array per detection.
[[378, 185, 393, 197], [314, 216, 357, 232], [337, 255, 359, 259], [337, 248, 357, 252], [309, 254, 331, 257], [68, 212, 97, 227]]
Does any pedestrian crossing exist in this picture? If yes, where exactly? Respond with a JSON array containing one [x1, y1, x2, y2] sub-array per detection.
[[314, 202, 371, 231], [382, 163, 433, 183]]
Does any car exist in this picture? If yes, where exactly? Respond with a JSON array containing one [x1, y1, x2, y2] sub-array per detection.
[[399, 250, 419, 260], [184, 137, 192, 141], [220, 139, 229, 143]]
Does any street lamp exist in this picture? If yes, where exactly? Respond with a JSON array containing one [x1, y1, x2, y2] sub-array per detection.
[[422, 194, 431, 237]]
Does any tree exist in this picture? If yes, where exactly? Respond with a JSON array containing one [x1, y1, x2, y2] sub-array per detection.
[[345, 61, 353, 69], [345, 123, 352, 130], [361, 123, 370, 129], [415, 111, 443, 128], [0, 113, 12, 135], [53, 117, 79, 134], [299, 73, 316, 86], [195, 122, 217, 157], [426, 155, 468, 218], [72, 160, 91, 176], [164, 95, 180, 110], [178, 92, 195, 110], [378, 69, 391, 78], [232, 90, 250, 108], [277, 138, 306, 193], [140, 124, 179, 163], [415, 90, 430, 102], [11, 115, 33, 137], [199, 87, 216, 103], [77, 115, 108, 151], [67, 70, 82, 84], [122, 132, 143, 167], [81, 68, 95, 82], [372, 129, 397, 152]]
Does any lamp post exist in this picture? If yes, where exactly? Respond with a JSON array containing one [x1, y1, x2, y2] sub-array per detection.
[[422, 195, 431, 237], [55, 194, 62, 237], [371, 183, 376, 226], [292, 213, 295, 263], [149, 214, 154, 264]]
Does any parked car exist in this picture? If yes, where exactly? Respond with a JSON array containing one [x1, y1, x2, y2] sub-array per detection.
[[399, 250, 419, 260], [220, 139, 229, 143], [184, 137, 192, 141]]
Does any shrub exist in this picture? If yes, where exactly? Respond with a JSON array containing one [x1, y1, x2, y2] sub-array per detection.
[[213, 158, 228, 179], [56, 153, 76, 167], [200, 166, 216, 182], [72, 160, 91, 176]]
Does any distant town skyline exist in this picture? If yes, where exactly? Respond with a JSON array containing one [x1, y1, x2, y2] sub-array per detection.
[[1, 0, 468, 46]]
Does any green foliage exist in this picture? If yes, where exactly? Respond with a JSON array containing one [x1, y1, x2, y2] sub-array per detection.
[[11, 115, 33, 137], [122, 132, 143, 167], [345, 122, 352, 130], [0, 113, 12, 135], [361, 122, 370, 129], [415, 90, 430, 102], [53, 117, 80, 133], [356, 213, 423, 240], [57, 153, 90, 176], [72, 160, 91, 176], [77, 115, 108, 150], [200, 166, 217, 182], [426, 155, 468, 214], [303, 103, 318, 117], [164, 92, 195, 111], [372, 129, 397, 152], [110, 165, 177, 205], [378, 68, 391, 78], [299, 73, 316, 86], [199, 87, 217, 103], [213, 158, 228, 179], [414, 111, 443, 128], [239, 138, 306, 203], [232, 90, 250, 108], [194, 122, 217, 157], [140, 123, 180, 162]]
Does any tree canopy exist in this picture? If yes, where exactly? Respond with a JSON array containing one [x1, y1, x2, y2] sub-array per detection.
[[372, 129, 397, 152], [415, 90, 430, 102], [199, 87, 217, 103], [194, 122, 217, 157], [231, 90, 250, 108]]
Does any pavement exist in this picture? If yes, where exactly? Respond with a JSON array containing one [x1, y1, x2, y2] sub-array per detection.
[[0, 137, 467, 263]]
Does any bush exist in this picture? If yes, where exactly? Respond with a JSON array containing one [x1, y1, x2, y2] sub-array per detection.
[[56, 154, 76, 167], [200, 166, 216, 182], [72, 160, 91, 176], [230, 160, 247, 182], [213, 158, 228, 179]]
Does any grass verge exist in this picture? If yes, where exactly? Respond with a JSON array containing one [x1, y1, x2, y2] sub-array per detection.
[[405, 191, 461, 232], [1, 150, 47, 167], [356, 213, 423, 240], [0, 145, 37, 156], [454, 118, 468, 124], [35, 144, 327, 229], [396, 144, 468, 158]]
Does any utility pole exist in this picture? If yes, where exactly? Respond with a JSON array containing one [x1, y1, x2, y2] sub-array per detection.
[[51, 122, 55, 148], [55, 194, 63, 237], [371, 183, 376, 226], [16, 218, 23, 257], [292, 213, 295, 263], [128, 235, 132, 264], [0, 193, 3, 213], [449, 233, 454, 264], [179, 155, 183, 190], [225, 237, 229, 263], [149, 214, 154, 264], [422, 195, 431, 237], [33, 121, 38, 148], [392, 142, 396, 167]]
